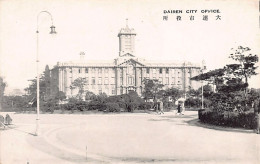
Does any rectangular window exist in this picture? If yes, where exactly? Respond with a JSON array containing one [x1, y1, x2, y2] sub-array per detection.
[[104, 77, 109, 85], [98, 77, 102, 85], [78, 69, 81, 73], [153, 68, 157, 74], [112, 89, 115, 95], [111, 77, 115, 85], [166, 68, 169, 74], [146, 68, 150, 74], [92, 78, 95, 85], [171, 77, 175, 84], [85, 68, 88, 73], [111, 85, 115, 95], [98, 68, 102, 74], [85, 77, 89, 85], [99, 89, 102, 94], [159, 77, 163, 83], [165, 77, 169, 85], [92, 68, 95, 73], [159, 68, 162, 74], [128, 77, 134, 85]]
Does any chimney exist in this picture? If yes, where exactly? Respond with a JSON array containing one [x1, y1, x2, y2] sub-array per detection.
[[80, 52, 85, 60]]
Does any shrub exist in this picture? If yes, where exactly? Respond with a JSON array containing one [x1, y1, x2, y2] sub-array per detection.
[[104, 102, 120, 112], [199, 110, 256, 129], [138, 102, 151, 110], [74, 101, 88, 111], [88, 100, 106, 111], [185, 97, 201, 108], [237, 112, 256, 129]]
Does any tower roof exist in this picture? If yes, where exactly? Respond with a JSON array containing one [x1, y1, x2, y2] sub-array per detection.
[[118, 19, 136, 36]]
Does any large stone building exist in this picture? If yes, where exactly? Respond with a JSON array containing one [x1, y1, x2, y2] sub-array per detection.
[[50, 23, 202, 98]]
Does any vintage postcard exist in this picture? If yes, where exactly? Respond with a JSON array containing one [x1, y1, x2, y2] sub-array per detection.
[[0, 0, 259, 163]]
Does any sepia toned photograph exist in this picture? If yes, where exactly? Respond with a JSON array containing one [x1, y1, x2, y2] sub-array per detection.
[[0, 0, 259, 163]]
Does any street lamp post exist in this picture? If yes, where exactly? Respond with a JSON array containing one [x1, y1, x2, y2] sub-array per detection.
[[35, 11, 57, 136]]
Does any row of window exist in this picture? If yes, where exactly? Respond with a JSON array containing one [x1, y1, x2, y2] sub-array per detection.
[[82, 77, 115, 85], [75, 68, 111, 74], [70, 68, 194, 75], [79, 77, 183, 86], [85, 84, 115, 90]]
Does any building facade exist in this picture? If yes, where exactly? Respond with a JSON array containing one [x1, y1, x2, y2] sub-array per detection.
[[50, 23, 202, 98]]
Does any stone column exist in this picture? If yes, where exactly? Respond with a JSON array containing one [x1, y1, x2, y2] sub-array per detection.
[[116, 68, 120, 95], [123, 67, 127, 94]]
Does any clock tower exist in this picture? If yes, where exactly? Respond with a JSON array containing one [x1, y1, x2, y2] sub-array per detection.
[[118, 19, 136, 57]]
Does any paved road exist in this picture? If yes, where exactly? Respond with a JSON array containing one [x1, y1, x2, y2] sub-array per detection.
[[0, 111, 259, 164]]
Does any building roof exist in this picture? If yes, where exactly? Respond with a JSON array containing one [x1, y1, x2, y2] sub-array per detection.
[[53, 57, 201, 69]]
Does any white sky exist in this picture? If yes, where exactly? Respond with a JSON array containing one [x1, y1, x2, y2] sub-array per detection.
[[0, 0, 259, 94]]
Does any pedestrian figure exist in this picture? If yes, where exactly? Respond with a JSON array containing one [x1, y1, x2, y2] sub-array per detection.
[[177, 102, 181, 115], [153, 100, 159, 114], [158, 100, 164, 114], [5, 114, 12, 125], [181, 102, 185, 115], [156, 101, 161, 114]]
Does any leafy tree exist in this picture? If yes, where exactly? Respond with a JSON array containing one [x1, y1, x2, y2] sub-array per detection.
[[165, 87, 183, 103], [229, 46, 259, 85], [142, 78, 164, 103], [186, 88, 200, 97], [93, 92, 108, 105], [190, 46, 259, 112], [197, 84, 214, 98], [191, 68, 226, 92], [185, 97, 201, 108], [70, 77, 87, 100], [25, 75, 48, 101], [117, 91, 144, 112], [85, 91, 96, 101], [2, 95, 29, 111], [55, 91, 66, 102], [24, 65, 51, 102], [43, 65, 51, 98], [97, 92, 108, 101]]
